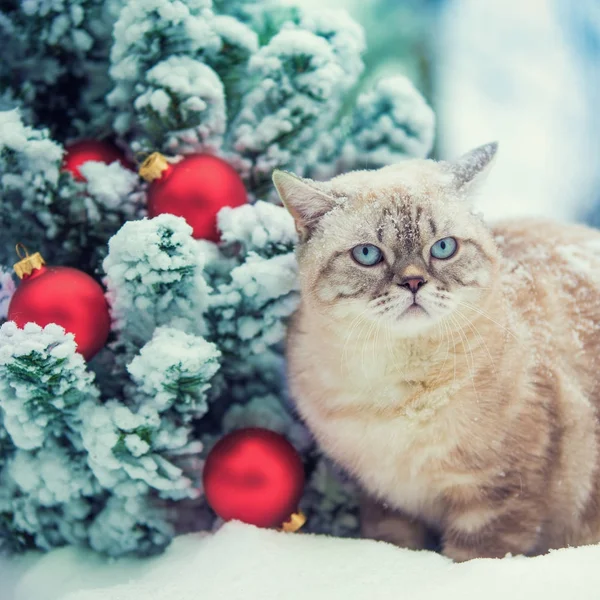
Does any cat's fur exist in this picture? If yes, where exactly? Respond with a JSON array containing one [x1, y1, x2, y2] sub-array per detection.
[[273, 143, 600, 561]]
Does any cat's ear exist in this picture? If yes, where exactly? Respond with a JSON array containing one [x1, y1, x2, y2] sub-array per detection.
[[272, 170, 336, 241], [447, 142, 498, 194]]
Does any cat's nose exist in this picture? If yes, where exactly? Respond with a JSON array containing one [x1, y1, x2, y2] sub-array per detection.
[[399, 276, 427, 293]]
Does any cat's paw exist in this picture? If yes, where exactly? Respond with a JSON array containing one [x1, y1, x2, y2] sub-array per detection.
[[360, 495, 434, 551]]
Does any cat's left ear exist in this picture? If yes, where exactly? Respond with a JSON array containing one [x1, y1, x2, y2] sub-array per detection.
[[447, 142, 498, 195], [272, 170, 336, 241]]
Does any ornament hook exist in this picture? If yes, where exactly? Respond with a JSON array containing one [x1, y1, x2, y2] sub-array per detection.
[[134, 150, 152, 165], [13, 244, 45, 279], [15, 243, 30, 260]]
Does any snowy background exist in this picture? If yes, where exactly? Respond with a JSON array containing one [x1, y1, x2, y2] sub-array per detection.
[[435, 0, 600, 223]]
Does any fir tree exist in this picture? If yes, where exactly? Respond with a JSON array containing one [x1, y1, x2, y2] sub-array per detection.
[[0, 0, 435, 556]]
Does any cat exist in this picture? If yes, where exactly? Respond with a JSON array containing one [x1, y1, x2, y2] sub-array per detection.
[[272, 143, 600, 561]]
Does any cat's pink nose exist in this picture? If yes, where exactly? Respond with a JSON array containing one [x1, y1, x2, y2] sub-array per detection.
[[399, 276, 427, 293]]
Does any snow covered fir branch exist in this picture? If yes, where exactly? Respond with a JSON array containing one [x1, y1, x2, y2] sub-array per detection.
[[0, 0, 434, 556]]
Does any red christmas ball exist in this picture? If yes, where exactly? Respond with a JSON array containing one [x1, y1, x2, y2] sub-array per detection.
[[63, 140, 131, 182], [203, 428, 305, 529], [141, 153, 247, 241], [8, 252, 110, 361]]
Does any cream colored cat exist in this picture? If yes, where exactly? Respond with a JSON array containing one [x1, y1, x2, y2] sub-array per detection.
[[273, 143, 600, 561]]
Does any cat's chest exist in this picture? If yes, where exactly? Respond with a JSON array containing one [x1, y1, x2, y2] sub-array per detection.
[[290, 327, 467, 519], [295, 370, 459, 520], [303, 403, 455, 520]]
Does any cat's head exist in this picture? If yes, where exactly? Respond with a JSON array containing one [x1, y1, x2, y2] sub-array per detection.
[[273, 143, 500, 338]]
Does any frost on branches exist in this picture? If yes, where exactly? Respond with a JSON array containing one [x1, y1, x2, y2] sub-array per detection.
[[0, 0, 124, 138], [0, 110, 143, 272], [0, 321, 219, 555], [0, 0, 435, 556], [103, 215, 211, 345]]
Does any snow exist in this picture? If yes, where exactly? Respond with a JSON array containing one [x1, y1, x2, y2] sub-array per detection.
[[218, 200, 298, 254], [102, 214, 211, 343], [212, 14, 258, 55], [141, 57, 223, 115], [4, 520, 600, 600], [229, 17, 365, 182], [71, 29, 93, 52], [342, 75, 435, 166], [79, 162, 139, 212], [8, 446, 92, 506], [215, 252, 300, 353], [298, 8, 365, 82], [0, 267, 16, 320], [0, 322, 89, 451], [0, 110, 63, 183], [0, 318, 221, 556], [108, 0, 225, 152], [127, 326, 220, 415]]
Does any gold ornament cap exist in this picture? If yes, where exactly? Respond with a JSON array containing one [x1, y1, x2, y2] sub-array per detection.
[[13, 244, 45, 279], [139, 152, 170, 182], [280, 511, 306, 533]]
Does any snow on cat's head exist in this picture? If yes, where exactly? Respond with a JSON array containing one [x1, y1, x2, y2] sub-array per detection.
[[273, 143, 500, 338]]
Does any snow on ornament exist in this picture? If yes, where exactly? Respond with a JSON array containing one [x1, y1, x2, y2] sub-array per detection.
[[203, 428, 306, 532], [63, 139, 132, 182], [139, 152, 247, 241], [7, 245, 111, 361]]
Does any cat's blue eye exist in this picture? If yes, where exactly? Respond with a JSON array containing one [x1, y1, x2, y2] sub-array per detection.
[[351, 244, 383, 266], [430, 237, 458, 260]]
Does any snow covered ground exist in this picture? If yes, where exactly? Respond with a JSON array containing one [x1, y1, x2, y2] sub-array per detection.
[[4, 521, 600, 600]]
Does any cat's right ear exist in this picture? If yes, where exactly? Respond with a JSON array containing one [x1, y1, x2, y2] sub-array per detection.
[[272, 170, 336, 242], [448, 141, 498, 195]]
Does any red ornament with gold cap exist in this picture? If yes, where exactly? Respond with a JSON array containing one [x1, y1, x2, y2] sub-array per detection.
[[7, 245, 111, 361], [203, 428, 306, 533], [139, 152, 247, 242]]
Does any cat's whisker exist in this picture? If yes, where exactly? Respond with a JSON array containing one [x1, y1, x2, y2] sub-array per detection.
[[431, 320, 447, 356], [382, 318, 392, 365], [445, 316, 458, 392], [372, 293, 392, 309], [447, 326, 469, 422], [455, 308, 499, 379], [372, 318, 383, 372], [372, 294, 396, 310], [429, 319, 451, 388], [340, 306, 372, 372], [343, 310, 370, 350], [361, 316, 379, 379], [449, 314, 480, 404], [386, 314, 404, 365], [356, 317, 376, 386], [428, 299, 451, 310], [453, 314, 478, 377], [456, 301, 520, 342], [369, 315, 378, 368], [344, 305, 377, 378]]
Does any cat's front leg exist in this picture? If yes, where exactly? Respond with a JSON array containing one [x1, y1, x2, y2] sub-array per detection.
[[360, 493, 436, 550], [442, 502, 542, 562]]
